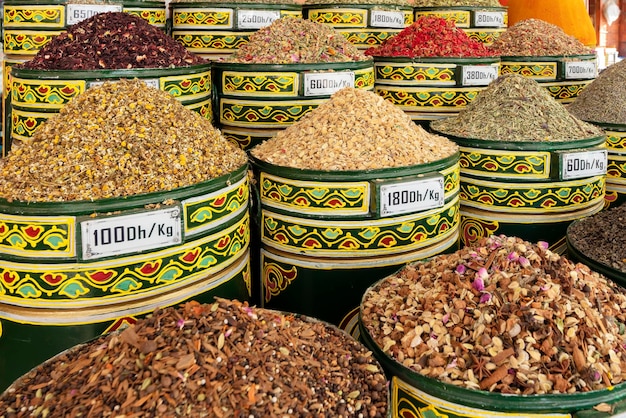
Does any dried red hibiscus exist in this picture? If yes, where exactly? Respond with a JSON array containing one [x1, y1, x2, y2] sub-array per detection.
[[365, 16, 496, 58], [20, 12, 206, 70]]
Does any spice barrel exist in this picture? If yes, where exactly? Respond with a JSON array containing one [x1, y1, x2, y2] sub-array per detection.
[[499, 54, 597, 103], [250, 153, 461, 332], [169, 2, 302, 60], [303, 2, 413, 49], [431, 133, 607, 247], [0, 164, 251, 392], [213, 60, 375, 149], [7, 64, 213, 151], [372, 56, 499, 123], [414, 6, 507, 45]]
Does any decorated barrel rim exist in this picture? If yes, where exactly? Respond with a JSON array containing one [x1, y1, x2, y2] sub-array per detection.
[[357, 296, 626, 416], [169, 2, 302, 60], [3, 0, 167, 57], [499, 54, 597, 82], [7, 62, 212, 149], [213, 59, 375, 149], [302, 2, 414, 49]]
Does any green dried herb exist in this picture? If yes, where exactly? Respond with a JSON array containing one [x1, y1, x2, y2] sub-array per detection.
[[567, 59, 626, 125], [430, 73, 603, 142], [306, 0, 410, 5], [413, 0, 500, 6]]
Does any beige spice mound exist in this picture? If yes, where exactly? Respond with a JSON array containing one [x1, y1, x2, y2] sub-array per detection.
[[250, 88, 458, 171], [0, 79, 248, 203]]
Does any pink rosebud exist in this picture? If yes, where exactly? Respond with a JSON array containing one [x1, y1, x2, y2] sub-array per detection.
[[480, 292, 492, 303], [455, 264, 466, 274], [225, 328, 233, 338], [472, 277, 485, 292], [442, 313, 450, 324], [519, 256, 530, 268], [508, 251, 519, 261], [477, 267, 488, 280], [537, 241, 549, 250], [177, 318, 185, 330]]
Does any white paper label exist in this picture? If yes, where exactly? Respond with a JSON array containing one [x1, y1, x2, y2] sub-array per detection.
[[304, 71, 355, 96], [370, 10, 406, 29], [66, 4, 123, 25], [561, 149, 607, 180], [473, 11, 505, 27], [379, 176, 445, 217], [88, 78, 160, 90], [564, 60, 597, 80], [462, 65, 498, 86], [81, 206, 182, 260], [237, 10, 281, 29]]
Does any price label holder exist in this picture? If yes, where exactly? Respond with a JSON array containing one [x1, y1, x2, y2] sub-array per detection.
[[557, 147, 607, 180], [79, 204, 183, 261], [375, 173, 445, 218], [460, 64, 499, 87], [88, 79, 160, 90], [473, 10, 506, 28], [303, 71, 355, 97], [237, 10, 281, 30], [563, 59, 597, 80], [369, 10, 406, 29], [66, 4, 123, 26]]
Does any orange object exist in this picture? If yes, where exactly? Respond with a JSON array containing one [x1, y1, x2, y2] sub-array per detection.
[[506, 0, 597, 47]]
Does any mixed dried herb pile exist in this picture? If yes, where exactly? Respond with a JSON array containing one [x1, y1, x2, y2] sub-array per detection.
[[225, 17, 367, 64], [250, 87, 458, 170], [430, 73, 603, 142], [361, 235, 626, 394], [305, 0, 410, 5], [568, 203, 626, 273], [413, 0, 501, 6], [0, 79, 247, 203], [19, 12, 205, 70], [490, 19, 594, 56], [0, 299, 389, 417], [567, 59, 626, 125], [365, 16, 494, 58]]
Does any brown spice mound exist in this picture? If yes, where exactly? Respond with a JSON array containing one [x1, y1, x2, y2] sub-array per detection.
[[20, 12, 205, 70], [226, 17, 368, 64], [251, 88, 458, 170], [361, 235, 626, 394], [0, 79, 247, 203], [0, 299, 389, 417], [430, 73, 603, 142]]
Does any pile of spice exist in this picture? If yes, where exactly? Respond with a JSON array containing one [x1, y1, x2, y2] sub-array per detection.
[[365, 16, 494, 57], [361, 234, 626, 394], [568, 203, 626, 273], [0, 79, 247, 202], [413, 0, 501, 6], [305, 0, 410, 5], [250, 87, 458, 170], [173, 0, 298, 3], [567, 59, 626, 125], [0, 298, 389, 417], [225, 17, 367, 64], [19, 12, 204, 70], [489, 19, 593, 56], [430, 73, 603, 142]]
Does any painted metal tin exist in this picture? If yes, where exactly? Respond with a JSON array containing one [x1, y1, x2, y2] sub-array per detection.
[[6, 63, 212, 152], [213, 59, 375, 149], [0, 163, 251, 392], [372, 56, 500, 122], [250, 152, 461, 331], [586, 122, 626, 208], [414, 6, 507, 45], [169, 2, 302, 60], [303, 3, 413, 49]]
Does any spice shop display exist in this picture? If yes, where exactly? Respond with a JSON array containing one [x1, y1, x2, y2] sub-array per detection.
[[414, 0, 507, 46], [0, 79, 251, 392], [213, 17, 373, 150], [568, 59, 626, 208], [430, 74, 606, 247], [0, 298, 389, 416], [250, 87, 460, 335], [567, 203, 626, 287], [366, 16, 499, 123], [6, 12, 212, 154], [360, 235, 626, 416], [302, 0, 413, 50], [490, 19, 597, 103], [169, 0, 302, 61]]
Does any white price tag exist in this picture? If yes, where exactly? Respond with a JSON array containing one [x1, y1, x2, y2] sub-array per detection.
[[564, 61, 597, 80], [88, 78, 160, 90], [379, 176, 444, 217], [473, 11, 505, 27], [461, 64, 498, 86], [238, 10, 280, 29], [66, 4, 123, 25], [304, 71, 355, 96], [80, 206, 182, 260], [561, 149, 607, 180], [370, 10, 406, 29]]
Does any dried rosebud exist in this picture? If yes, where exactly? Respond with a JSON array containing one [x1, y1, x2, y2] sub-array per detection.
[[477, 267, 489, 281], [537, 241, 549, 250], [472, 277, 485, 292], [519, 256, 531, 268], [508, 251, 519, 261], [455, 264, 466, 274], [442, 313, 450, 324], [479, 292, 492, 303]]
